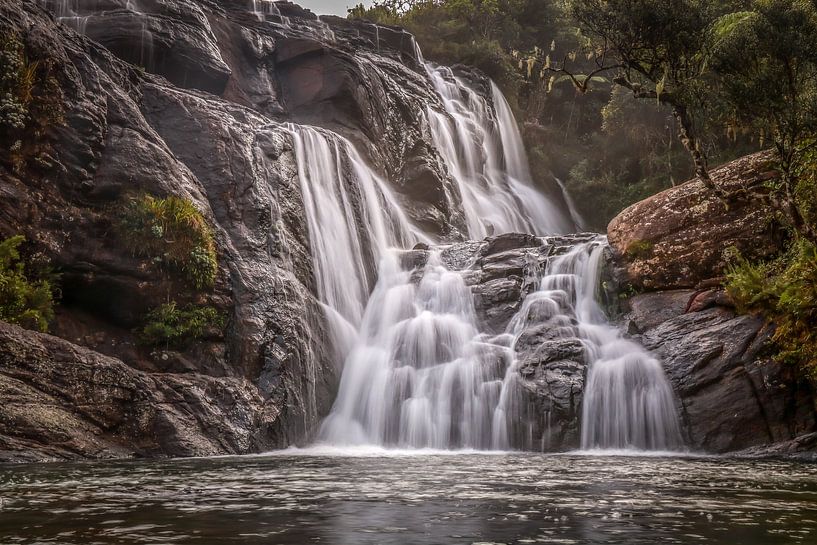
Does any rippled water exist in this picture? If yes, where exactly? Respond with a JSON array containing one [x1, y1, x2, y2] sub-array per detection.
[[2, 450, 816, 544]]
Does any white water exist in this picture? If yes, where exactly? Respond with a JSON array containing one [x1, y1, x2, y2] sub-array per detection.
[[287, 61, 682, 452], [527, 239, 682, 451], [319, 249, 513, 448], [285, 124, 427, 339], [425, 64, 575, 238]]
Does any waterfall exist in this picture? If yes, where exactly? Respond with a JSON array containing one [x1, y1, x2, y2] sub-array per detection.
[[319, 249, 512, 448], [498, 238, 683, 451], [424, 64, 574, 238], [300, 62, 682, 452], [285, 124, 427, 334]]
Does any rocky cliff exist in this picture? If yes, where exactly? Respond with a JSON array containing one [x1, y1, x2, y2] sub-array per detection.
[[608, 152, 817, 458], [0, 0, 477, 461]]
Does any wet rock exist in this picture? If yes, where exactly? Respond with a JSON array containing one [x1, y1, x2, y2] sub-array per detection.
[[629, 293, 817, 453], [0, 321, 274, 461]]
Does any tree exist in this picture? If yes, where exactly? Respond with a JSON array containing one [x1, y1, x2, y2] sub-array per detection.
[[709, 0, 817, 243], [557, 0, 738, 198]]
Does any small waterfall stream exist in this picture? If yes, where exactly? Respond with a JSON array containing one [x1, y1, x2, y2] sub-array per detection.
[[424, 65, 574, 238]]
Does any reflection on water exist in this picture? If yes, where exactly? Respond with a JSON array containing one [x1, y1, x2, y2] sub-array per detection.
[[1, 451, 816, 544]]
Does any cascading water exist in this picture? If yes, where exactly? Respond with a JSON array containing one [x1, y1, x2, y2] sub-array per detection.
[[424, 64, 574, 238], [495, 238, 683, 451], [319, 249, 513, 448], [279, 42, 681, 452], [284, 124, 427, 345]]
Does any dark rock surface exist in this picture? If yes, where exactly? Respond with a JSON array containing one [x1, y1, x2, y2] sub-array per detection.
[[608, 152, 784, 291], [624, 290, 817, 454], [0, 321, 274, 462]]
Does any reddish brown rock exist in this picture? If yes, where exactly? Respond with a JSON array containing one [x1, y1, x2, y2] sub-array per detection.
[[608, 151, 784, 291]]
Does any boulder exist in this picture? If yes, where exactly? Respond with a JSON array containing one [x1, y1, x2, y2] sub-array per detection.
[[0, 321, 275, 462], [608, 151, 784, 291], [627, 291, 817, 453]]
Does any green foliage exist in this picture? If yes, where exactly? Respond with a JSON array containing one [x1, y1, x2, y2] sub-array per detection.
[[139, 301, 225, 349], [725, 240, 817, 375], [119, 194, 218, 290], [0, 32, 63, 169], [625, 240, 654, 260], [0, 235, 55, 332]]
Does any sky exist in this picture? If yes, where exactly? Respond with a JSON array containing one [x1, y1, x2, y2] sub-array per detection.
[[297, 0, 372, 16]]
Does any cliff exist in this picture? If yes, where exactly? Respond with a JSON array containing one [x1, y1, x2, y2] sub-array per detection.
[[0, 0, 472, 460]]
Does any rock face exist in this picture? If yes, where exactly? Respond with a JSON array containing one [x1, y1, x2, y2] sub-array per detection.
[[608, 152, 784, 291], [0, 0, 475, 461], [608, 152, 817, 456], [0, 321, 273, 462], [622, 290, 816, 454]]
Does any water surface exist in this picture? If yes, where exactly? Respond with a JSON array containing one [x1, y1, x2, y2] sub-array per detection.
[[1, 450, 816, 544]]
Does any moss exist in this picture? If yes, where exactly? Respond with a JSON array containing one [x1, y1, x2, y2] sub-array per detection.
[[118, 194, 218, 290], [0, 235, 56, 332], [139, 301, 225, 349], [625, 239, 654, 259]]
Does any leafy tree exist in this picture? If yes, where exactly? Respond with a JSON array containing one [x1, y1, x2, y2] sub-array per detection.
[[709, 0, 817, 244], [558, 0, 741, 198]]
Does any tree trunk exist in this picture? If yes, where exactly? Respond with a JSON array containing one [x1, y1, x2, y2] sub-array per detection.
[[672, 105, 728, 200]]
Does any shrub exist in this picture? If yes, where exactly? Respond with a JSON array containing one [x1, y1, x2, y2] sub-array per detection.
[[119, 194, 218, 290], [0, 235, 55, 332], [139, 301, 225, 349], [725, 240, 817, 375], [625, 240, 653, 260]]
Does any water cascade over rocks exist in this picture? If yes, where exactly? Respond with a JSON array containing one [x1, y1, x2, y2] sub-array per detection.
[[287, 59, 683, 452], [285, 124, 428, 355], [424, 65, 574, 238]]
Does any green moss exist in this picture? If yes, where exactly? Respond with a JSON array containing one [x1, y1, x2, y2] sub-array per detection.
[[0, 235, 56, 332], [625, 240, 654, 259], [139, 301, 225, 349], [119, 194, 218, 290]]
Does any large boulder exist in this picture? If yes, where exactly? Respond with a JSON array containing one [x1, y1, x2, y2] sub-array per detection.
[[608, 152, 784, 291], [0, 321, 275, 462]]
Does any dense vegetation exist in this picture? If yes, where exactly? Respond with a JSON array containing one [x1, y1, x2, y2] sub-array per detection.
[[352, 0, 817, 375], [118, 194, 224, 349], [0, 32, 63, 171], [139, 301, 225, 349], [0, 235, 56, 332], [118, 193, 218, 290]]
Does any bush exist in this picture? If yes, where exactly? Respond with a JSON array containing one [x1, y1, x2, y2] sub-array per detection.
[[725, 240, 817, 375], [0, 235, 55, 332], [139, 301, 225, 349], [119, 194, 218, 290]]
